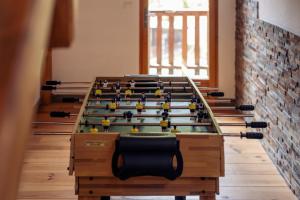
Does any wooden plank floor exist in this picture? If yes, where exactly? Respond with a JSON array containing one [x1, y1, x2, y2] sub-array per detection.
[[17, 103, 297, 200]]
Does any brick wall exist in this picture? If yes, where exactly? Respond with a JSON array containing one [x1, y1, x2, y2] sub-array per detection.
[[235, 0, 300, 197]]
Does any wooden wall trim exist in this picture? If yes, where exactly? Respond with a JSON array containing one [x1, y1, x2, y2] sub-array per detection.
[[139, 0, 148, 74], [0, 1, 55, 199]]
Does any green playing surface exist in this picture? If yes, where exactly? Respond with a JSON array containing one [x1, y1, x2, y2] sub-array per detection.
[[77, 100, 217, 134]]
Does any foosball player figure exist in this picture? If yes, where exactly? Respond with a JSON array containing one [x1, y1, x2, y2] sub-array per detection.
[[123, 111, 133, 122], [89, 125, 98, 134], [130, 125, 139, 134], [160, 117, 170, 132], [107, 100, 117, 112], [114, 92, 121, 105], [197, 110, 209, 122], [161, 110, 169, 118], [129, 80, 135, 88], [191, 94, 197, 103], [95, 79, 101, 86], [171, 125, 180, 133], [114, 81, 121, 93], [103, 80, 108, 88], [101, 116, 110, 132], [141, 92, 146, 105], [155, 87, 162, 98], [157, 79, 163, 88], [136, 100, 144, 114], [94, 86, 102, 98], [164, 92, 171, 102], [162, 100, 170, 112], [125, 87, 133, 104], [188, 100, 197, 113]]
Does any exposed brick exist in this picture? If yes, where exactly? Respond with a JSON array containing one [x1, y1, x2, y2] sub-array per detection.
[[236, 0, 300, 198]]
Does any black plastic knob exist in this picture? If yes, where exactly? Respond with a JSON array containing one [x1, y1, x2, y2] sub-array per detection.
[[46, 80, 61, 85], [208, 92, 224, 97], [50, 111, 70, 118], [246, 122, 268, 128], [62, 97, 80, 103], [241, 132, 264, 139], [238, 105, 255, 111]]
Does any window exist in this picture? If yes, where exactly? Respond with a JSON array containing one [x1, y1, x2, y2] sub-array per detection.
[[141, 0, 217, 85]]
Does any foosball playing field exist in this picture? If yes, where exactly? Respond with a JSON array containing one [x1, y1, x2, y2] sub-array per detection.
[[65, 75, 265, 200]]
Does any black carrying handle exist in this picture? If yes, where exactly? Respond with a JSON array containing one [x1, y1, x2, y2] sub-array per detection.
[[237, 105, 255, 111], [50, 111, 70, 118], [46, 80, 61, 85], [246, 122, 268, 128], [241, 132, 264, 139], [208, 92, 224, 97], [112, 138, 183, 180]]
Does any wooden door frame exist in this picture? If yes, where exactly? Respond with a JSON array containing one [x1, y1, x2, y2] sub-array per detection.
[[139, 0, 218, 87]]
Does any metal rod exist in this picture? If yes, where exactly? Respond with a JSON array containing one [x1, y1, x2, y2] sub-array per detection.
[[81, 113, 253, 118], [87, 98, 232, 103], [80, 122, 212, 126], [85, 105, 236, 110]]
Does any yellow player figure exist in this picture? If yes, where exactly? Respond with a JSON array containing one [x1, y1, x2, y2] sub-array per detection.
[[95, 88, 102, 97], [101, 116, 110, 132], [155, 87, 162, 98], [136, 100, 144, 113], [89, 125, 98, 134], [125, 87, 132, 104], [171, 125, 180, 133], [130, 125, 139, 134], [108, 100, 117, 112], [160, 117, 169, 132], [125, 87, 133, 97], [162, 100, 170, 112], [188, 100, 197, 113]]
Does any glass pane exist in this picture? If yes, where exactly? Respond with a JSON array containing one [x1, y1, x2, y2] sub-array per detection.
[[187, 16, 195, 66], [149, 16, 157, 65], [149, 67, 157, 75], [161, 68, 169, 75], [199, 69, 208, 79], [200, 16, 208, 67], [174, 16, 182, 66], [161, 16, 169, 66]]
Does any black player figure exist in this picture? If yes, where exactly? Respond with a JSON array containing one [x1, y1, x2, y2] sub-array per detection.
[[114, 81, 121, 93], [114, 92, 121, 104], [124, 111, 133, 122], [141, 92, 146, 104], [157, 79, 163, 89], [161, 110, 169, 118], [165, 92, 171, 102], [191, 94, 197, 103]]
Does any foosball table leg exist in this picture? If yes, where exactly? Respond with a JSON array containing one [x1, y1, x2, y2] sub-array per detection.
[[200, 193, 216, 200]]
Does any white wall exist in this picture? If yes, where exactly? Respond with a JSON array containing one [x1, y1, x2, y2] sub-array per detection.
[[53, 0, 236, 98], [218, 0, 235, 98], [53, 0, 139, 81]]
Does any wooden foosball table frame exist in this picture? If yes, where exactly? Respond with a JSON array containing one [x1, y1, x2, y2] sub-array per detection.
[[68, 76, 224, 200]]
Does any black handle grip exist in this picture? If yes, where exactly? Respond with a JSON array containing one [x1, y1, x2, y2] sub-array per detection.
[[238, 105, 255, 111], [241, 132, 264, 139], [246, 122, 268, 128], [46, 80, 61, 85], [41, 85, 56, 91], [50, 111, 70, 118], [208, 92, 224, 97], [62, 97, 80, 103]]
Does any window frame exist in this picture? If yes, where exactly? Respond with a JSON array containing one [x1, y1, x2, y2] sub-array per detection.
[[139, 0, 218, 87]]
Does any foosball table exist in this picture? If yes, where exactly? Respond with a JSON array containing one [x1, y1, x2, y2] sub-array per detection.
[[68, 75, 224, 200]]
